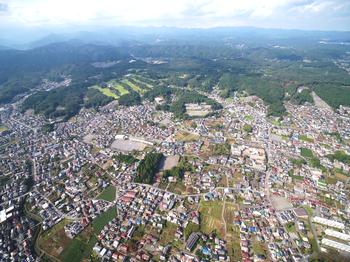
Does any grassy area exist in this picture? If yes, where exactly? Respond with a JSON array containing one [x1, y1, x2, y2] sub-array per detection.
[[131, 75, 156, 87], [59, 229, 97, 262], [122, 79, 143, 93], [92, 207, 117, 233], [38, 220, 72, 258], [0, 125, 8, 132], [59, 207, 117, 261], [227, 225, 241, 261], [159, 222, 178, 245], [299, 135, 314, 143], [199, 200, 225, 238], [244, 115, 253, 121], [96, 185, 116, 202], [270, 119, 281, 126], [252, 237, 267, 256], [285, 222, 296, 233], [302, 205, 314, 217], [112, 84, 129, 96], [130, 76, 154, 88], [300, 147, 314, 158], [96, 87, 118, 99], [211, 143, 231, 156], [167, 181, 186, 195]]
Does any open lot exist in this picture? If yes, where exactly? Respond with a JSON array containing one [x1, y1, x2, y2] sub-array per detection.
[[161, 155, 180, 170], [58, 227, 97, 262], [186, 103, 212, 117], [111, 139, 148, 151], [175, 131, 200, 142], [271, 196, 293, 210]]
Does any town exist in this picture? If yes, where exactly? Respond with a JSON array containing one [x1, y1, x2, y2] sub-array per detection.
[[0, 79, 349, 262]]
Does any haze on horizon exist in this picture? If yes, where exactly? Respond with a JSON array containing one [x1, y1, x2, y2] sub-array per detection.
[[0, 0, 350, 37]]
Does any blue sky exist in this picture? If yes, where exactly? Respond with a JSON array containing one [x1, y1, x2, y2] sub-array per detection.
[[0, 0, 349, 31]]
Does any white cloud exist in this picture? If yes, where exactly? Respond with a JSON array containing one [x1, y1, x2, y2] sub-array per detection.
[[0, 0, 349, 30]]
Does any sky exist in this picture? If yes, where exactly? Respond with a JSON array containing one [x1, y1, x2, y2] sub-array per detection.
[[0, 0, 350, 33]]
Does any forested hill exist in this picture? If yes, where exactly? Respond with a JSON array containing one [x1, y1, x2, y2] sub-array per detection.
[[0, 41, 135, 104], [1, 28, 350, 120], [0, 41, 130, 83]]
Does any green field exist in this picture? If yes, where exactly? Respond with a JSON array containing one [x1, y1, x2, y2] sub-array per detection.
[[59, 207, 117, 261], [0, 125, 8, 132], [122, 79, 143, 93], [97, 185, 116, 202], [285, 222, 296, 233], [94, 75, 155, 100], [59, 233, 97, 262], [92, 207, 117, 233], [112, 84, 129, 96], [199, 200, 224, 237], [96, 87, 119, 99], [299, 135, 314, 143], [131, 77, 153, 88], [244, 115, 253, 121], [159, 222, 178, 245], [131, 75, 155, 87], [300, 147, 314, 158]]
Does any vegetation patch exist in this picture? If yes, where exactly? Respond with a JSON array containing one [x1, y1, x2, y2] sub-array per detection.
[[184, 222, 200, 240], [97, 185, 116, 202], [112, 83, 129, 96], [95, 87, 118, 99], [0, 125, 8, 132], [135, 152, 164, 184], [91, 207, 117, 233], [113, 153, 138, 164], [327, 150, 350, 165], [300, 147, 314, 158], [211, 143, 231, 156], [299, 135, 314, 143], [243, 124, 253, 133], [159, 222, 178, 245], [118, 91, 141, 106], [122, 79, 143, 93], [199, 200, 224, 238]]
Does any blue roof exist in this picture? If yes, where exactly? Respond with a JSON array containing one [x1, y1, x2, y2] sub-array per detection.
[[202, 246, 211, 255], [249, 226, 257, 232]]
